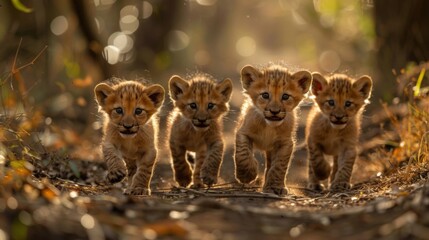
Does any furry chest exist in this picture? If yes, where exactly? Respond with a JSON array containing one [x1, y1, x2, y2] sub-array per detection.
[[172, 127, 208, 152], [115, 138, 149, 158], [251, 128, 289, 151], [317, 135, 344, 155]]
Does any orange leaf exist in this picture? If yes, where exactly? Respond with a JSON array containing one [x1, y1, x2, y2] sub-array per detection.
[[73, 75, 93, 88], [41, 180, 61, 203], [144, 220, 190, 237]]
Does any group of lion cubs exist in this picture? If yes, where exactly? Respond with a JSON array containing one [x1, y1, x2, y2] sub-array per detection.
[[94, 63, 372, 196]]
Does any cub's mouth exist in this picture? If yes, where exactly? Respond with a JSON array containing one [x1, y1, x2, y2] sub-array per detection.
[[330, 120, 347, 125], [330, 120, 347, 129], [120, 130, 136, 135], [193, 123, 210, 128], [265, 116, 284, 122], [119, 130, 137, 137]]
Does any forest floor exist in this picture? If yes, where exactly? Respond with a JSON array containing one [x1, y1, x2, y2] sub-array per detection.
[[1, 95, 429, 240]]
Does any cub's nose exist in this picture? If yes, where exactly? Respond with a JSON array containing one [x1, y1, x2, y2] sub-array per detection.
[[198, 118, 207, 124], [123, 124, 134, 129], [334, 115, 345, 120], [269, 109, 281, 115]]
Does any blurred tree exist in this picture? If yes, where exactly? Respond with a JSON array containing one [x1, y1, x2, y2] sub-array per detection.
[[71, 0, 115, 80], [135, 0, 182, 75], [374, 0, 429, 100]]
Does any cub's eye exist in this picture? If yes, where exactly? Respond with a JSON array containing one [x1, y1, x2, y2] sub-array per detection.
[[345, 101, 352, 107], [135, 108, 144, 115], [261, 92, 270, 99], [189, 103, 197, 109], [282, 93, 290, 100], [328, 100, 335, 106], [208, 103, 215, 109], [115, 107, 123, 114]]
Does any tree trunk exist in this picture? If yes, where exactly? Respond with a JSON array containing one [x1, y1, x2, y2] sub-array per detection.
[[374, 0, 429, 100]]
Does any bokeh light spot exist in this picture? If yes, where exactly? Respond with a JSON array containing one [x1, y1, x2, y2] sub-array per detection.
[[120, 5, 139, 18], [0, 146, 6, 165], [19, 211, 33, 226], [120, 15, 139, 34], [109, 32, 134, 53], [236, 36, 256, 57], [92, 121, 102, 130], [103, 45, 121, 65], [81, 214, 95, 229], [168, 30, 190, 51], [7, 197, 18, 210], [80, 214, 95, 229], [50, 16, 68, 36], [142, 1, 153, 19], [100, 0, 116, 6], [196, 0, 217, 6], [0, 229, 7, 240], [142, 228, 157, 240], [319, 50, 341, 72], [94, 18, 101, 33], [45, 117, 52, 125]]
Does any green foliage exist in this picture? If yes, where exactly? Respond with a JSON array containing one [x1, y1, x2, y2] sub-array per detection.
[[414, 68, 425, 97], [11, 0, 32, 13], [68, 161, 81, 179], [64, 59, 81, 79]]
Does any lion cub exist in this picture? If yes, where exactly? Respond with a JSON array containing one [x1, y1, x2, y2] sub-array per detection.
[[168, 73, 232, 188], [94, 79, 165, 195], [306, 73, 372, 191], [234, 64, 312, 195]]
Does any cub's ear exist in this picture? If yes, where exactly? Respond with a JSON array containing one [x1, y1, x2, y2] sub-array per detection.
[[145, 84, 165, 108], [216, 78, 233, 102], [353, 75, 373, 99], [94, 83, 114, 108], [241, 65, 262, 90], [311, 72, 328, 96], [168, 75, 189, 101], [292, 70, 312, 93]]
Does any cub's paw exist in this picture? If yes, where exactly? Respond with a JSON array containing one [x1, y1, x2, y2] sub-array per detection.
[[126, 187, 151, 196], [235, 161, 258, 184], [330, 181, 351, 191], [200, 170, 218, 187], [307, 182, 325, 192], [175, 174, 192, 188], [107, 168, 127, 184], [174, 167, 192, 187], [190, 182, 204, 189], [263, 186, 288, 196]]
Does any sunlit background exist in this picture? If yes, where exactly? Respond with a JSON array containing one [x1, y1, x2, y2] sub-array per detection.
[[1, 0, 428, 156]]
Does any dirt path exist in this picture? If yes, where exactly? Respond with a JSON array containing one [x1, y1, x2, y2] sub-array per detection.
[[3, 100, 428, 240]]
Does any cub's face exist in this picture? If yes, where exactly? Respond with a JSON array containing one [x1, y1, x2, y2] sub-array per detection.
[[311, 73, 372, 129], [94, 81, 165, 138], [241, 65, 312, 126], [169, 75, 233, 130]]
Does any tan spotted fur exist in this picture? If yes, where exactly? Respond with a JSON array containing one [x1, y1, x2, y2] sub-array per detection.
[[234, 64, 312, 195], [168, 73, 232, 188], [306, 73, 372, 191], [94, 79, 165, 195]]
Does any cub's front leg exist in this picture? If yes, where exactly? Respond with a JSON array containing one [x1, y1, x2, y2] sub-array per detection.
[[128, 149, 157, 195], [191, 151, 205, 188], [263, 142, 293, 195], [330, 147, 356, 191], [234, 132, 258, 184], [170, 143, 192, 187], [307, 141, 331, 191], [200, 139, 224, 187], [103, 143, 127, 184]]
